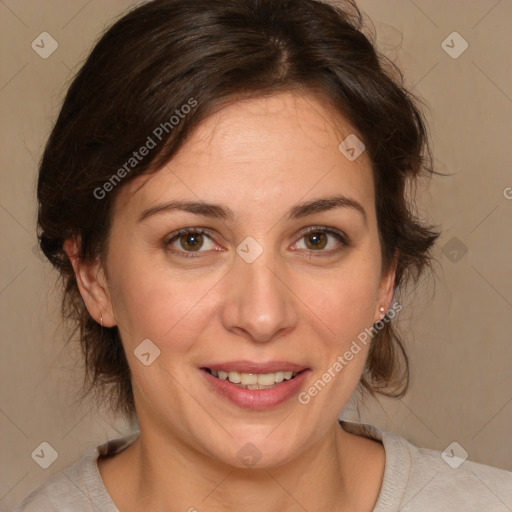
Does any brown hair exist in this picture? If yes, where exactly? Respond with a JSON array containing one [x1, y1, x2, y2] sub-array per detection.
[[37, 0, 440, 418]]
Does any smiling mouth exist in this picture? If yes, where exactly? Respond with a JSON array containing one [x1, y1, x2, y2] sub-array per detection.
[[202, 368, 303, 390]]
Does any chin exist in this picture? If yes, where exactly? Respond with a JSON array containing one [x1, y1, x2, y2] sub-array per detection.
[[201, 425, 304, 470]]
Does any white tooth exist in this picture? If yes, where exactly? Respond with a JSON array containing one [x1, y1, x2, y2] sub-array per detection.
[[220, 370, 298, 386], [274, 371, 284, 383], [211, 370, 219, 378], [257, 373, 277, 385], [228, 371, 241, 383], [240, 373, 258, 385]]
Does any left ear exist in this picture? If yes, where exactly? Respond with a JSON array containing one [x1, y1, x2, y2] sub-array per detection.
[[374, 250, 399, 323]]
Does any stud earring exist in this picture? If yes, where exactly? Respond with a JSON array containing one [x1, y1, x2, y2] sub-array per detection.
[[379, 306, 385, 318], [100, 313, 103, 327]]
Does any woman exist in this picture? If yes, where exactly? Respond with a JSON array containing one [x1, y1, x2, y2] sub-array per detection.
[[15, 0, 512, 510]]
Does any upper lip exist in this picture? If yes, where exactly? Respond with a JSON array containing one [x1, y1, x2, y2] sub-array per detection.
[[201, 361, 309, 373]]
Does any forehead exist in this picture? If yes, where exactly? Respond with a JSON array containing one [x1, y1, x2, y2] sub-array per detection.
[[115, 91, 375, 219]]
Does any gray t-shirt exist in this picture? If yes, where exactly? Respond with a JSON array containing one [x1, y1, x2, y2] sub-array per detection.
[[13, 420, 512, 511]]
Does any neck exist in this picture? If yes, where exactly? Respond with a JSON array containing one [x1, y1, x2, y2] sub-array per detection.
[[99, 419, 385, 512]]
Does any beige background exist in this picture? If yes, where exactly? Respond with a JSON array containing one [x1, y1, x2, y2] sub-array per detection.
[[1, 0, 511, 508]]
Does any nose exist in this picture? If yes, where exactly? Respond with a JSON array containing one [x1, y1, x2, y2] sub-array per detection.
[[220, 248, 299, 343]]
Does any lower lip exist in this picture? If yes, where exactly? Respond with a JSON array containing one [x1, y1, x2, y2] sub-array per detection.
[[200, 369, 310, 410]]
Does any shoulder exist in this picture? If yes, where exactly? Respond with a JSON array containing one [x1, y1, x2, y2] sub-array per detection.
[[340, 420, 512, 512], [401, 441, 512, 512], [12, 434, 138, 512]]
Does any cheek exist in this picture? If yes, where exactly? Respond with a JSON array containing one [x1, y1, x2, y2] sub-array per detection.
[[107, 264, 222, 409], [298, 261, 381, 343], [292, 272, 379, 418], [107, 254, 222, 351]]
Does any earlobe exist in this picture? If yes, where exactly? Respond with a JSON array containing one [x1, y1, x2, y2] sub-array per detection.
[[375, 251, 399, 323], [63, 237, 116, 327]]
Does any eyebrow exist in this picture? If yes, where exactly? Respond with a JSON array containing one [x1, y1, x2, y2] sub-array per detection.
[[138, 194, 367, 225]]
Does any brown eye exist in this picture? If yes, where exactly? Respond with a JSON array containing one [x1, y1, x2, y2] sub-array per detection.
[[294, 227, 348, 254], [166, 229, 218, 256], [304, 231, 328, 250], [179, 232, 204, 251]]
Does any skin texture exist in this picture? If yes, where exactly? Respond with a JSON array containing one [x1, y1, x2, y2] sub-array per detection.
[[66, 91, 396, 511]]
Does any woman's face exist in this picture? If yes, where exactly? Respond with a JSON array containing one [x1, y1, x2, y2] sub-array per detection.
[[92, 91, 395, 466]]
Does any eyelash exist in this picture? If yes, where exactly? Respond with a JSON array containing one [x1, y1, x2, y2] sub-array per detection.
[[164, 226, 350, 259]]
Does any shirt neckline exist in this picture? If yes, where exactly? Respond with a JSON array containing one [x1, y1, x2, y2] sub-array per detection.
[[339, 420, 411, 511]]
